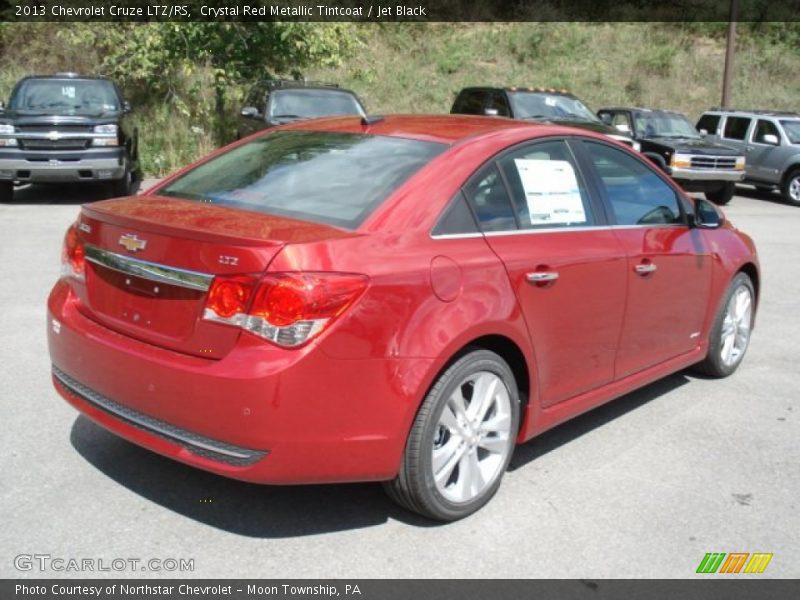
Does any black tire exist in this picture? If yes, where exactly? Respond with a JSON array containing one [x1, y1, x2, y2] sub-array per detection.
[[384, 349, 520, 522], [782, 169, 800, 207], [0, 181, 12, 203], [110, 165, 133, 197], [705, 182, 735, 205], [694, 272, 755, 378]]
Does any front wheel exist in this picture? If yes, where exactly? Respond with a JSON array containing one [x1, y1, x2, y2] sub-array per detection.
[[110, 166, 133, 198], [384, 349, 519, 521], [782, 170, 800, 206], [706, 182, 735, 205], [695, 273, 755, 378], [0, 181, 12, 203]]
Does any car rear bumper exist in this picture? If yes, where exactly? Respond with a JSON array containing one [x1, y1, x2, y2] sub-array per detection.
[[48, 280, 431, 484], [0, 148, 126, 183]]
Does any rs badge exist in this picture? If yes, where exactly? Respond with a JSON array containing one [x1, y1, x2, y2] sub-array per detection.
[[118, 234, 147, 253]]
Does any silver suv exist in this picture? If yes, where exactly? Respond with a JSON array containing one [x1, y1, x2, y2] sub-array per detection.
[[697, 109, 800, 206]]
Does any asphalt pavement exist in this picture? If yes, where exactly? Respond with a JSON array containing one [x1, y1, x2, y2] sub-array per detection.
[[1, 181, 797, 578]]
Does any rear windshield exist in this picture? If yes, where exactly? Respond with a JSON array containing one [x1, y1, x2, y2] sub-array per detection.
[[159, 131, 447, 229], [9, 78, 120, 115], [269, 89, 365, 121]]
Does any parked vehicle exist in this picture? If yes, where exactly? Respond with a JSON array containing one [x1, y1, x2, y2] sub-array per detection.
[[237, 79, 366, 138], [48, 115, 759, 521], [697, 109, 800, 206], [0, 73, 138, 202], [598, 107, 745, 205], [451, 86, 639, 150]]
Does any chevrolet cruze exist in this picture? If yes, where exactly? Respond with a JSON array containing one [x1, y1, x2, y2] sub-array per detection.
[[48, 115, 759, 521]]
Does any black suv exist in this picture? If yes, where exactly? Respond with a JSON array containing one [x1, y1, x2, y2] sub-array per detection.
[[0, 73, 138, 202], [451, 87, 639, 150], [598, 107, 745, 205], [238, 80, 366, 138]]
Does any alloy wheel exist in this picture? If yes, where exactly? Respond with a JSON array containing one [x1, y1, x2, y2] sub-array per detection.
[[431, 371, 513, 503]]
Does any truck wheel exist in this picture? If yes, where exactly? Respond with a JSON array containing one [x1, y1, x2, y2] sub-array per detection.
[[783, 169, 800, 207], [110, 166, 133, 198], [706, 182, 735, 206], [0, 182, 12, 203]]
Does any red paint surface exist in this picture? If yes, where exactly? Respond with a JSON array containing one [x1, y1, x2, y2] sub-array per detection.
[[48, 115, 760, 484]]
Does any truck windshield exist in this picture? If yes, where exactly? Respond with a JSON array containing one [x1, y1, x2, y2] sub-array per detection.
[[159, 130, 446, 229], [780, 120, 800, 144], [634, 112, 701, 139], [9, 78, 120, 115], [510, 92, 600, 122], [269, 89, 365, 122]]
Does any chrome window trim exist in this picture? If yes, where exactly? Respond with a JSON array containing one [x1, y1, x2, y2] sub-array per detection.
[[84, 244, 214, 292], [430, 223, 686, 240]]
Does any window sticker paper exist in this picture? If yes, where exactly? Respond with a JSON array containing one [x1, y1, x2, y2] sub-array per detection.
[[514, 159, 587, 225]]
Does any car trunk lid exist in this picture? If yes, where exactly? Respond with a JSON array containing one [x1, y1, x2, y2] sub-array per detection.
[[74, 195, 356, 359]]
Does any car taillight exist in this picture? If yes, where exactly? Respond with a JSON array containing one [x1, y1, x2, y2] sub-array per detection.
[[203, 272, 368, 348], [61, 223, 85, 281]]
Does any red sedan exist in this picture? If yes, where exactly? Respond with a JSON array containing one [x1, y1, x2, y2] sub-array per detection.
[[48, 115, 759, 521]]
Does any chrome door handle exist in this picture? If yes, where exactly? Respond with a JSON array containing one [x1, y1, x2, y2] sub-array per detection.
[[527, 271, 559, 283], [634, 263, 657, 274]]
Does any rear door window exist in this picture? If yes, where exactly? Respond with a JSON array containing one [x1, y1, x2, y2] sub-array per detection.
[[160, 131, 446, 230], [722, 116, 752, 141], [497, 139, 595, 229]]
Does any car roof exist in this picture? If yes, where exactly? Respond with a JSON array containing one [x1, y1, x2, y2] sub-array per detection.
[[252, 79, 356, 93], [277, 114, 578, 145], [600, 106, 688, 117], [459, 86, 576, 96], [20, 74, 111, 81], [702, 108, 800, 118]]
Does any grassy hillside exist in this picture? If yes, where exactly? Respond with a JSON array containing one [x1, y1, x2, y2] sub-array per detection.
[[1, 22, 798, 176], [306, 23, 800, 118]]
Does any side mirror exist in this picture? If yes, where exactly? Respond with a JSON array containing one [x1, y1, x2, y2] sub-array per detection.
[[122, 100, 132, 113], [0, 101, 5, 114], [240, 106, 261, 119], [698, 128, 708, 136], [761, 133, 779, 146], [614, 123, 631, 133], [483, 108, 499, 117], [690, 198, 723, 229], [598, 113, 612, 124]]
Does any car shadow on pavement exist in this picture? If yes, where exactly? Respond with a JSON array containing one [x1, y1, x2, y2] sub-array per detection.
[[70, 372, 693, 535], [509, 372, 691, 471], [69, 415, 436, 537], [2, 179, 142, 205], [734, 185, 790, 206]]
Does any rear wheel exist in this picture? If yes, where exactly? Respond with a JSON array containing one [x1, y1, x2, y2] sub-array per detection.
[[706, 182, 735, 205], [695, 272, 754, 378], [0, 181, 12, 203], [782, 169, 800, 206], [384, 349, 519, 521]]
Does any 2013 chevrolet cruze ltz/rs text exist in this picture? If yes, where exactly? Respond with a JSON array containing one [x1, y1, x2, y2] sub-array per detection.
[[47, 115, 759, 521]]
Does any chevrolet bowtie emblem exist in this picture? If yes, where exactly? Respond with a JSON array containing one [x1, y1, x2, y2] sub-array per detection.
[[118, 234, 147, 253]]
